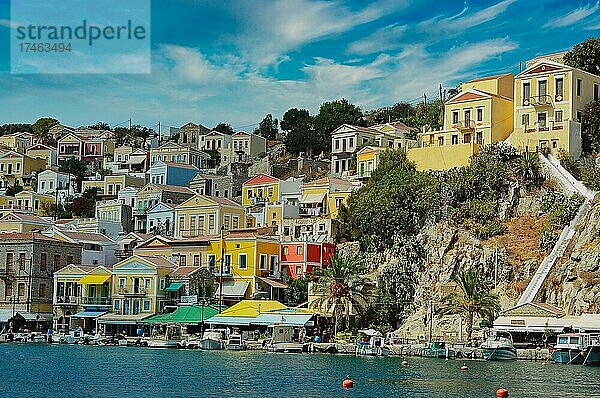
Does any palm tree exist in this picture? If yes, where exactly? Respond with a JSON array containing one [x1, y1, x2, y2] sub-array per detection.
[[440, 269, 500, 344], [514, 152, 541, 184], [310, 254, 368, 335]]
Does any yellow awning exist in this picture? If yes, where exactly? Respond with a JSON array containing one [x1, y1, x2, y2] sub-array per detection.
[[78, 274, 111, 284]]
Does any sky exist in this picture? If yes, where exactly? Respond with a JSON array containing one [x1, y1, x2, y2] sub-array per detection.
[[0, 0, 598, 131]]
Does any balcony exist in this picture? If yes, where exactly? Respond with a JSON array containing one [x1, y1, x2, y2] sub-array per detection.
[[56, 296, 78, 305], [523, 95, 552, 107], [81, 297, 111, 305], [115, 250, 133, 259], [454, 120, 475, 131], [261, 269, 282, 279], [299, 207, 322, 217], [118, 286, 147, 296]]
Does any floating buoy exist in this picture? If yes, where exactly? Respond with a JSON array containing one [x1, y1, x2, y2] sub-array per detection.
[[496, 388, 509, 398], [342, 379, 354, 389], [460, 364, 468, 371], [401, 360, 408, 366]]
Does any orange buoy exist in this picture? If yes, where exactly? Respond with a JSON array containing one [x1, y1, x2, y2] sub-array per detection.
[[401, 360, 408, 366], [342, 379, 354, 389], [496, 388, 509, 397], [460, 364, 468, 371]]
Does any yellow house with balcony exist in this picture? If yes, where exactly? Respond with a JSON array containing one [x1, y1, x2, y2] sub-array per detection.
[[508, 53, 600, 158], [299, 177, 354, 219], [207, 229, 283, 304], [98, 255, 175, 335], [174, 195, 245, 238], [133, 235, 214, 268], [0, 151, 47, 189], [14, 190, 54, 216], [408, 73, 515, 170], [356, 146, 385, 179], [242, 174, 285, 228]]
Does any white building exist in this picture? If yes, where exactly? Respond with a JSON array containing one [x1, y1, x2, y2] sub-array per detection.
[[37, 170, 77, 204]]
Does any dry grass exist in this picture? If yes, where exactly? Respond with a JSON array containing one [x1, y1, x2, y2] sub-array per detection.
[[485, 214, 548, 266]]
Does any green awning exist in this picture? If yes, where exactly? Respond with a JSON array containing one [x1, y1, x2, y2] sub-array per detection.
[[164, 282, 184, 292], [140, 305, 219, 325]]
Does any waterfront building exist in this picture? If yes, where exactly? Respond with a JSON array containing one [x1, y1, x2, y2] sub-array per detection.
[[508, 53, 600, 158], [281, 241, 335, 279], [0, 232, 82, 319], [408, 73, 515, 170], [133, 235, 215, 268], [173, 194, 245, 238], [148, 160, 199, 186]]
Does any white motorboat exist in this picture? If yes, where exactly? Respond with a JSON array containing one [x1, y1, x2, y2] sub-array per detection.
[[356, 329, 389, 356], [225, 333, 246, 351], [481, 331, 517, 361], [147, 325, 183, 349], [199, 329, 224, 350], [266, 325, 304, 353]]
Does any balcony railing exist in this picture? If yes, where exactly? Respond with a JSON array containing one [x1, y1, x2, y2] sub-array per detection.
[[523, 95, 552, 106], [454, 120, 475, 131], [300, 207, 322, 216], [115, 250, 133, 259], [81, 297, 111, 305], [56, 296, 78, 305], [118, 286, 147, 295]]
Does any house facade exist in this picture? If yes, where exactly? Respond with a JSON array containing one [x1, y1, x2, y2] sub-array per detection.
[[281, 241, 335, 279], [177, 122, 210, 147], [26, 144, 57, 167], [149, 160, 199, 186], [42, 228, 118, 267], [150, 142, 209, 169], [134, 184, 195, 233], [0, 151, 47, 190], [57, 131, 114, 167], [174, 195, 245, 238]]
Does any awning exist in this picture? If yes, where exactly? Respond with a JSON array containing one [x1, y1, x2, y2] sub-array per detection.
[[216, 281, 249, 298], [0, 310, 14, 323], [78, 274, 111, 284], [97, 313, 150, 325], [164, 282, 184, 292], [257, 277, 287, 289], [300, 193, 326, 204], [72, 310, 107, 319], [14, 312, 53, 322], [140, 305, 218, 324], [207, 313, 314, 327], [127, 155, 146, 165]]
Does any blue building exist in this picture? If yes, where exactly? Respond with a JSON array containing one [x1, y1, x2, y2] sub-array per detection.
[[148, 160, 199, 186]]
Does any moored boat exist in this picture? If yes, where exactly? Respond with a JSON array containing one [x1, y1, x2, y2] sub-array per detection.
[[225, 333, 246, 351], [481, 331, 517, 361], [199, 329, 225, 350], [266, 324, 304, 353], [147, 325, 183, 349], [582, 336, 600, 366], [552, 333, 589, 364], [356, 329, 389, 356], [419, 341, 455, 359]]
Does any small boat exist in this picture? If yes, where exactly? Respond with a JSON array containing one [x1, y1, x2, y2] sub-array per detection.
[[225, 333, 246, 351], [420, 341, 455, 359], [266, 324, 304, 353], [147, 325, 183, 349], [199, 329, 224, 350], [552, 333, 591, 365], [60, 328, 85, 344], [481, 331, 517, 361], [356, 329, 389, 356], [582, 336, 600, 366]]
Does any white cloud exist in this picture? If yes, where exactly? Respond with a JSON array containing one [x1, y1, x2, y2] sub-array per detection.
[[347, 23, 408, 55], [417, 0, 517, 34], [542, 1, 599, 28]]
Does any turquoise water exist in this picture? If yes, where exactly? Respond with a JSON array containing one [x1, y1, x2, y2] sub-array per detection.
[[1, 344, 599, 397]]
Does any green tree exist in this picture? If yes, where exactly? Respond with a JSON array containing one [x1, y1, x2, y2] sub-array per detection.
[[581, 100, 600, 154], [206, 149, 221, 168], [0, 124, 33, 136], [32, 117, 58, 144], [87, 122, 111, 131], [214, 123, 235, 135], [514, 151, 542, 185], [364, 102, 414, 126], [440, 269, 500, 344], [253, 114, 279, 141], [313, 99, 365, 153], [59, 158, 88, 190], [310, 254, 368, 333], [188, 268, 217, 299], [281, 108, 315, 154], [285, 275, 310, 306], [564, 38, 600, 76]]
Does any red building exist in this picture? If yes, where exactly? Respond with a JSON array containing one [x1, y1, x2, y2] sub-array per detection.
[[281, 241, 335, 279]]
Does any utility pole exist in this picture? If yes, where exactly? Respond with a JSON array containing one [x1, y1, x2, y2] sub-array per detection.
[[428, 298, 434, 342], [423, 93, 427, 108], [218, 226, 225, 313], [439, 83, 445, 123], [128, 118, 132, 130]]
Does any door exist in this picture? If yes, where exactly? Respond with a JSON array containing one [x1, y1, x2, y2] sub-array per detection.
[[133, 299, 140, 315], [123, 299, 130, 315], [133, 278, 140, 294]]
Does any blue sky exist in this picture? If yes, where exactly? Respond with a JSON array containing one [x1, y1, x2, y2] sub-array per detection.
[[0, 0, 598, 131]]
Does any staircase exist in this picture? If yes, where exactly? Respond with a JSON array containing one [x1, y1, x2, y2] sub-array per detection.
[[517, 155, 595, 305]]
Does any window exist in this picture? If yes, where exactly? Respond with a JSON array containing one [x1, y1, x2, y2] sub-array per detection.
[[207, 254, 216, 271], [190, 216, 196, 235], [269, 255, 278, 272], [538, 80, 547, 98], [247, 189, 253, 199], [160, 278, 166, 290], [577, 111, 583, 122], [476, 108, 483, 122], [40, 253, 46, 272], [143, 299, 151, 312], [476, 132, 483, 145], [179, 255, 186, 267], [348, 137, 354, 148], [521, 114, 530, 127], [119, 278, 126, 288], [296, 246, 303, 255], [19, 253, 25, 271], [5, 282, 12, 299], [223, 254, 232, 273], [41, 181, 45, 190], [38, 283, 46, 298], [555, 110, 563, 123], [144, 278, 151, 289], [283, 246, 289, 255], [179, 216, 185, 233], [335, 139, 339, 150], [238, 253, 247, 269], [577, 79, 582, 96], [259, 254, 267, 270], [193, 254, 200, 267], [114, 299, 121, 312], [18, 283, 25, 297], [208, 214, 215, 232], [232, 217, 239, 230], [6, 253, 13, 273], [464, 109, 471, 123], [538, 112, 547, 128], [451, 135, 458, 145], [452, 110, 459, 124], [555, 77, 563, 99], [198, 215, 205, 234], [268, 187, 274, 197], [53, 255, 60, 271], [522, 82, 531, 104], [437, 136, 444, 146], [595, 84, 599, 102], [224, 215, 230, 230]]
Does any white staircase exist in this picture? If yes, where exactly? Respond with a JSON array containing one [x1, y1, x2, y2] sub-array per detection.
[[517, 155, 595, 305]]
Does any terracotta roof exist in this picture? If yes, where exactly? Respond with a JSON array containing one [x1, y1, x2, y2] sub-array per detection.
[[244, 174, 280, 186], [138, 255, 177, 268], [170, 235, 219, 245], [303, 176, 353, 188], [169, 266, 200, 277], [59, 230, 115, 243], [208, 195, 243, 207], [0, 212, 51, 224], [150, 184, 195, 195], [0, 232, 59, 242]]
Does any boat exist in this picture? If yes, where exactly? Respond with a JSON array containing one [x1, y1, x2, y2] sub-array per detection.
[[266, 324, 304, 353], [225, 333, 246, 351], [356, 329, 389, 356], [199, 329, 225, 350], [582, 335, 600, 366], [59, 328, 85, 344], [419, 341, 455, 359], [481, 331, 517, 361], [552, 333, 592, 365], [147, 325, 183, 349]]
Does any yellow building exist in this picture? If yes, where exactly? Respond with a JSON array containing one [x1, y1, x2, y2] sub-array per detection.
[[356, 146, 385, 179], [26, 144, 57, 168], [0, 212, 51, 233], [208, 229, 283, 303], [299, 177, 354, 219], [509, 53, 600, 158], [0, 151, 47, 189], [82, 174, 145, 197], [133, 235, 214, 268], [408, 73, 515, 170], [174, 195, 245, 238], [0, 132, 33, 153], [242, 174, 286, 228], [14, 190, 55, 216], [98, 255, 176, 334]]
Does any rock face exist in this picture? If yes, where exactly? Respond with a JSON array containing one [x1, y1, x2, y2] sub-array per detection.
[[539, 196, 600, 314]]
